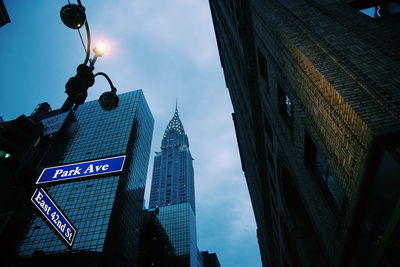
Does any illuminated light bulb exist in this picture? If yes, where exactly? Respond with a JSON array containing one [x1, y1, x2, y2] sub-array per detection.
[[93, 40, 108, 57]]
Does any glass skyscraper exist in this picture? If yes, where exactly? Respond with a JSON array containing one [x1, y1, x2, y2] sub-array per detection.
[[18, 90, 154, 265], [149, 107, 202, 267]]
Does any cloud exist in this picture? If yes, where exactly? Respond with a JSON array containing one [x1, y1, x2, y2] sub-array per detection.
[[90, 0, 218, 70], [196, 179, 260, 267], [228, 198, 258, 241]]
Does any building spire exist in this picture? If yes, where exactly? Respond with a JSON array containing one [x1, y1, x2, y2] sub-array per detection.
[[163, 103, 185, 138]]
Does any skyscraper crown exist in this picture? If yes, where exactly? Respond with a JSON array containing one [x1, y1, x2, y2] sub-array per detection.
[[163, 105, 185, 138], [161, 104, 189, 149]]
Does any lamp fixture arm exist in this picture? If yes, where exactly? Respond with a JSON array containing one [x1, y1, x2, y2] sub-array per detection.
[[74, 0, 90, 66], [82, 21, 91, 66], [94, 72, 117, 92]]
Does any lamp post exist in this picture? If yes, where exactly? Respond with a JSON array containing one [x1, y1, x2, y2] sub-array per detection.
[[60, 0, 119, 111]]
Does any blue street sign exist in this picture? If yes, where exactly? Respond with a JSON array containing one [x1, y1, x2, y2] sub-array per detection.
[[36, 155, 126, 185], [31, 188, 77, 248]]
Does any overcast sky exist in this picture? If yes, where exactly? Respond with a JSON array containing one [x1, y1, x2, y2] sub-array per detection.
[[0, 1, 261, 266]]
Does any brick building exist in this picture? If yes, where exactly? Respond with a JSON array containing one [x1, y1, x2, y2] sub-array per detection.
[[209, 0, 400, 266]]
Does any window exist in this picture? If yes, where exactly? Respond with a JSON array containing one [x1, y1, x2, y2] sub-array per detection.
[[257, 49, 269, 87], [349, 1, 400, 18], [315, 151, 343, 207], [278, 83, 293, 119], [304, 132, 343, 213], [304, 132, 316, 168], [267, 149, 274, 172], [264, 114, 273, 147]]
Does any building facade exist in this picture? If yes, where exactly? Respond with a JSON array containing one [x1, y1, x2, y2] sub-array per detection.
[[201, 251, 220, 267], [209, 0, 400, 266], [17, 90, 154, 266], [137, 209, 176, 267], [149, 108, 195, 211], [149, 107, 203, 267]]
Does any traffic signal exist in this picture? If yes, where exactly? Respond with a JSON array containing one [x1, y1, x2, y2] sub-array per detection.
[[65, 64, 95, 106], [0, 115, 43, 186], [0, 115, 43, 160]]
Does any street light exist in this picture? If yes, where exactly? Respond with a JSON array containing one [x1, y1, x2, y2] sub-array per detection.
[[60, 1, 119, 112], [95, 72, 119, 111], [60, 3, 86, 29], [90, 40, 108, 67], [93, 40, 108, 57]]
